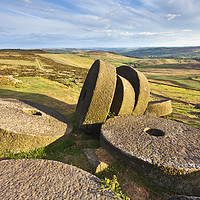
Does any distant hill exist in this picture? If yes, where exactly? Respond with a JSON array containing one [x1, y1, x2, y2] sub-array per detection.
[[114, 46, 200, 58], [43, 48, 92, 54], [43, 47, 200, 58], [2, 47, 200, 58], [0, 49, 46, 54]]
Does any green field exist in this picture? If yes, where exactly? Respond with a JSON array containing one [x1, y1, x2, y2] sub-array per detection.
[[0, 50, 200, 200]]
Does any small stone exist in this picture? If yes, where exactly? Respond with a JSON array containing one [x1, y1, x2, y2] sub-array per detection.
[[145, 100, 172, 117], [83, 148, 109, 173], [194, 104, 200, 109]]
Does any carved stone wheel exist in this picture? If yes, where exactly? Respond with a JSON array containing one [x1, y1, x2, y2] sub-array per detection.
[[101, 115, 200, 195], [116, 66, 150, 115], [0, 98, 73, 152], [76, 59, 116, 133], [0, 159, 119, 199]]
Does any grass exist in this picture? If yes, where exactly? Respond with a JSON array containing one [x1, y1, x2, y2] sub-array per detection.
[[0, 77, 79, 116], [39, 53, 94, 69], [0, 50, 200, 199], [146, 74, 200, 91], [150, 82, 200, 104], [0, 59, 36, 66]]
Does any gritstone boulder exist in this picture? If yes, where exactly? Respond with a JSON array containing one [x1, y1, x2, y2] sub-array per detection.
[[76, 59, 116, 133], [0, 98, 73, 152], [116, 66, 150, 115], [146, 100, 172, 117], [110, 74, 135, 116], [101, 115, 200, 196]]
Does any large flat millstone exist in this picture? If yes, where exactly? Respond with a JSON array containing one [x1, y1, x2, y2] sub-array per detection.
[[101, 115, 200, 195], [110, 75, 135, 116], [116, 66, 150, 115], [0, 159, 118, 199], [0, 98, 73, 152], [76, 59, 116, 133]]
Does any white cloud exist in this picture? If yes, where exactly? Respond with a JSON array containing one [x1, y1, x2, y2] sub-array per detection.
[[182, 29, 192, 32], [138, 32, 159, 36], [9, 9, 39, 18], [21, 0, 31, 3], [1, 0, 200, 48], [166, 13, 181, 21]]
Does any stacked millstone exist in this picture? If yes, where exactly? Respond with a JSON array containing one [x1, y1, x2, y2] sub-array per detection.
[[0, 98, 73, 152], [0, 159, 119, 199], [76, 60, 117, 134], [76, 59, 199, 196], [116, 65, 150, 115], [76, 60, 155, 134]]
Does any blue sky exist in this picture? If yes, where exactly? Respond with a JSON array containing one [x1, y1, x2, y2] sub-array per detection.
[[0, 0, 200, 49]]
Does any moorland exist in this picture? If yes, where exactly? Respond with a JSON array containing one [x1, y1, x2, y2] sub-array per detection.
[[0, 48, 199, 199]]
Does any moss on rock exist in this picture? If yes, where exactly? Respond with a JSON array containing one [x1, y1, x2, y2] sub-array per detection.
[[116, 66, 150, 115], [110, 75, 135, 116], [146, 100, 172, 117], [76, 60, 117, 133]]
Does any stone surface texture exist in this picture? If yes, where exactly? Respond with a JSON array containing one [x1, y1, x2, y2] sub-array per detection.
[[0, 159, 118, 200], [116, 66, 150, 115], [110, 75, 135, 115], [146, 100, 172, 117], [101, 115, 200, 195], [166, 196, 200, 200], [0, 98, 73, 152], [195, 104, 200, 109], [76, 59, 116, 132]]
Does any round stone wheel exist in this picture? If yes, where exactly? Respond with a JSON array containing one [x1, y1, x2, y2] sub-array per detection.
[[116, 66, 150, 115], [146, 100, 172, 117], [76, 59, 116, 133], [166, 195, 200, 200], [110, 75, 135, 116], [0, 159, 119, 200], [0, 98, 73, 152], [100, 115, 200, 195]]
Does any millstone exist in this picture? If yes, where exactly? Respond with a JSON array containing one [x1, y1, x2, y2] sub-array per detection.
[[110, 75, 135, 116], [166, 195, 200, 200], [76, 59, 116, 133], [0, 159, 118, 199], [0, 98, 73, 152], [146, 100, 172, 117], [100, 115, 200, 195], [116, 66, 150, 115]]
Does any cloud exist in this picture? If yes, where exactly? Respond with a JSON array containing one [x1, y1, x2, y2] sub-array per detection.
[[1, 0, 200, 48], [166, 13, 181, 21], [138, 32, 160, 36], [9, 9, 39, 18], [182, 29, 192, 32], [20, 0, 31, 3]]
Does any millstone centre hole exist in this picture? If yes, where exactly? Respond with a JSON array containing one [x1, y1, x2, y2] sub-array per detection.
[[23, 109, 42, 116], [145, 128, 165, 137]]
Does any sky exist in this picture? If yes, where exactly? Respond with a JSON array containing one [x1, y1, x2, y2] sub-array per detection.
[[0, 0, 200, 49]]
